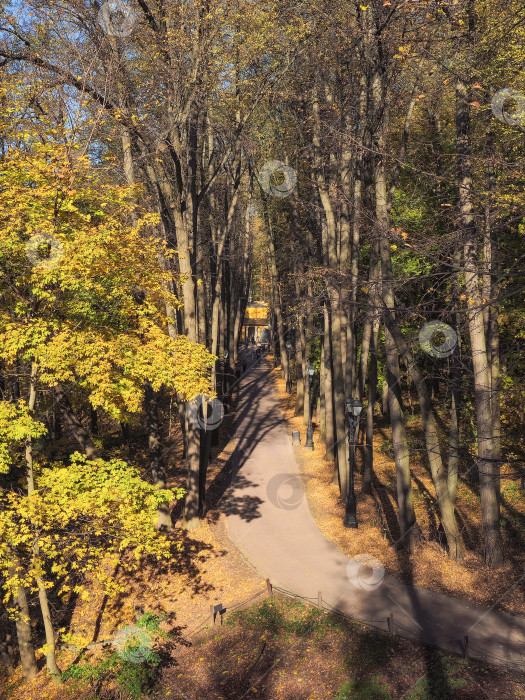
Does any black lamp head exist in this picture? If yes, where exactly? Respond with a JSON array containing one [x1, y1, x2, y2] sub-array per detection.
[[345, 397, 363, 416]]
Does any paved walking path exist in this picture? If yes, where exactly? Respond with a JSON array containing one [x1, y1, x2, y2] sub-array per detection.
[[221, 356, 525, 671]]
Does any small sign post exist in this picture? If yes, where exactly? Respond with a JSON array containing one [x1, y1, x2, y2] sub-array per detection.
[[211, 603, 224, 626]]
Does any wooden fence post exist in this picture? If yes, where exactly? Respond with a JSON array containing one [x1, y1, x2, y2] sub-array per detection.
[[317, 592, 323, 609], [388, 613, 394, 635], [463, 635, 469, 659], [266, 578, 273, 597]]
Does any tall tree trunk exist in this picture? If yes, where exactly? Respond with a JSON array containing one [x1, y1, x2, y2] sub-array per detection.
[[382, 379, 389, 418], [383, 309, 465, 559], [346, 148, 361, 398], [54, 385, 100, 460], [178, 204, 203, 527], [375, 113, 418, 551], [198, 400, 214, 517], [312, 81, 348, 488], [363, 313, 379, 495], [9, 363, 38, 680], [319, 340, 326, 440], [0, 620, 14, 677], [144, 381, 173, 530], [323, 304, 336, 462], [358, 240, 380, 400], [183, 416, 202, 528], [484, 131, 501, 509], [448, 247, 462, 507], [295, 313, 305, 416], [448, 391, 460, 507], [312, 83, 337, 461], [89, 406, 98, 436], [226, 264, 235, 379], [8, 558, 37, 681], [455, 77, 503, 568], [489, 276, 501, 509], [329, 290, 349, 496], [35, 570, 61, 684], [262, 194, 288, 380], [210, 261, 222, 392], [233, 296, 243, 365], [303, 284, 314, 425], [26, 365, 61, 682], [196, 259, 208, 347]]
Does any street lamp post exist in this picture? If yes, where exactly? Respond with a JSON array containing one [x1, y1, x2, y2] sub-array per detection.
[[344, 397, 363, 528], [305, 364, 315, 450], [222, 350, 229, 399], [286, 341, 292, 393]]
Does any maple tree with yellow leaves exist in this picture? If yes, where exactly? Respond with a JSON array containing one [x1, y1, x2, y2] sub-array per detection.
[[0, 81, 214, 682]]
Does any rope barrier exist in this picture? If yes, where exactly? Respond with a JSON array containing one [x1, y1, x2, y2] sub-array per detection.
[[191, 581, 525, 672]]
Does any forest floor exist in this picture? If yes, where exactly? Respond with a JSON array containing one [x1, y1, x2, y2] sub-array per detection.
[[7, 595, 525, 699], [155, 596, 525, 699], [270, 362, 525, 616], [2, 383, 266, 700], [3, 362, 525, 699]]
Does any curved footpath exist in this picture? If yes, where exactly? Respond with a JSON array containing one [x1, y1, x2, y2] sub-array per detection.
[[220, 355, 525, 671]]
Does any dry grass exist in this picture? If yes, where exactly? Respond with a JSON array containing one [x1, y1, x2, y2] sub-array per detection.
[[270, 363, 525, 615]]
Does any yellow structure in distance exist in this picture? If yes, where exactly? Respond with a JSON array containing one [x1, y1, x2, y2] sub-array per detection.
[[242, 301, 269, 343]]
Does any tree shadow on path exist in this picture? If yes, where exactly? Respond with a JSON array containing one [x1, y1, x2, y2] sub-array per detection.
[[207, 362, 290, 524], [393, 546, 453, 698]]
